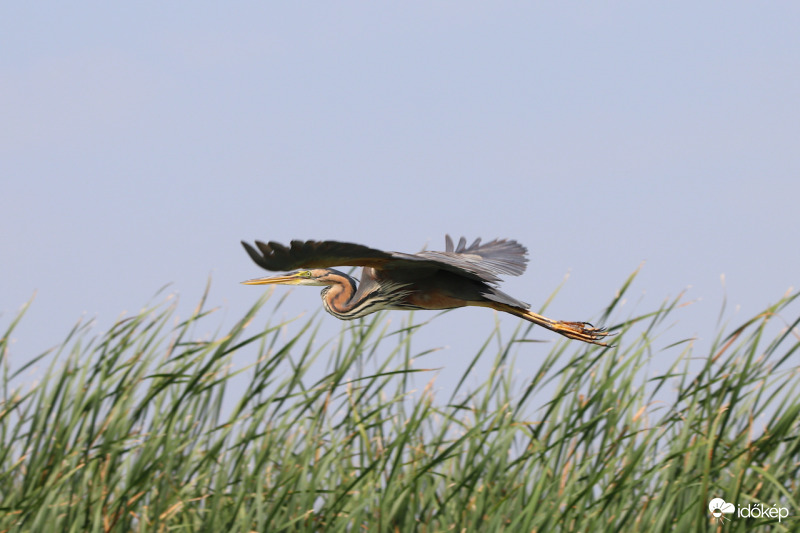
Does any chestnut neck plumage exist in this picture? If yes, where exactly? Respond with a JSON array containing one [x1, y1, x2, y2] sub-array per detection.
[[318, 269, 414, 319]]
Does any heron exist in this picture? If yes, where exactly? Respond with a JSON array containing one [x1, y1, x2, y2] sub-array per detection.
[[241, 236, 611, 346]]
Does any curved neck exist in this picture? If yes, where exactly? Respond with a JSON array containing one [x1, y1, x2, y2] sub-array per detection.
[[320, 268, 410, 320], [320, 272, 364, 319]]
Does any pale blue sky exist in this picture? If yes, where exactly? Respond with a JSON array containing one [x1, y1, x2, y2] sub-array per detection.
[[3, 4, 799, 387]]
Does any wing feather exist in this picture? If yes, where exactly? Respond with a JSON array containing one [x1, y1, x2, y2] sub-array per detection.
[[241, 235, 529, 284], [242, 240, 395, 271], [415, 236, 528, 277]]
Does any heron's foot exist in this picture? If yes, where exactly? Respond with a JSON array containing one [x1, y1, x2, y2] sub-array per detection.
[[553, 321, 614, 346]]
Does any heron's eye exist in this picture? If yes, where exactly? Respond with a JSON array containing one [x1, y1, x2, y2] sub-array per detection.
[[299, 270, 312, 278]]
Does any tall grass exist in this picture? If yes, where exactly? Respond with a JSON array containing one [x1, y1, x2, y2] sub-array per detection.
[[1, 276, 798, 532]]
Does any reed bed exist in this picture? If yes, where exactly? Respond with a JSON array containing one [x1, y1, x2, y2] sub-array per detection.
[[1, 274, 798, 532]]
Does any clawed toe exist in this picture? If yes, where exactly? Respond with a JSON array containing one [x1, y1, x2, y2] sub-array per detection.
[[557, 321, 615, 346]]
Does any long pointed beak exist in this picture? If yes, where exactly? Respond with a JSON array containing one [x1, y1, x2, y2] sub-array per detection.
[[241, 274, 302, 286]]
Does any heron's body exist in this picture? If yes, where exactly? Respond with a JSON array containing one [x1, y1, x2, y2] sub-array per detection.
[[241, 236, 610, 345]]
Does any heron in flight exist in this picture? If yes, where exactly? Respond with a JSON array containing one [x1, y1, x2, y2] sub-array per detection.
[[241, 236, 610, 345]]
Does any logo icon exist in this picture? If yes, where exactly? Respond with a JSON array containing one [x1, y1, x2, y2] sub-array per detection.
[[709, 498, 736, 523]]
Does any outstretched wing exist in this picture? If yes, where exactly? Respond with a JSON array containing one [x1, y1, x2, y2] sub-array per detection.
[[417, 235, 528, 277], [242, 240, 397, 271], [242, 235, 528, 284]]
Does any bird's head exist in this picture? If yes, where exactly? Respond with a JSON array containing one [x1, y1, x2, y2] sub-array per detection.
[[241, 268, 344, 287]]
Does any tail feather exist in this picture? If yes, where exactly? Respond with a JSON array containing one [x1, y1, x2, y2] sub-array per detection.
[[492, 303, 612, 346]]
